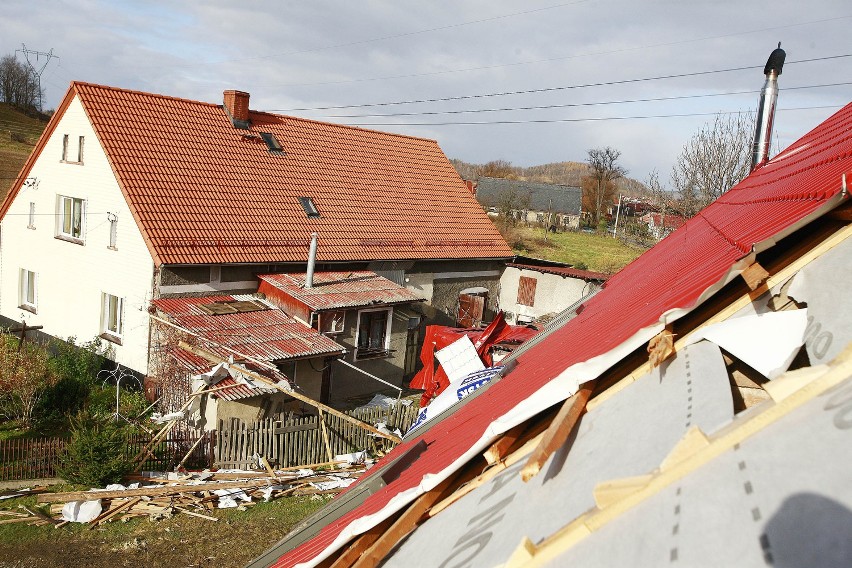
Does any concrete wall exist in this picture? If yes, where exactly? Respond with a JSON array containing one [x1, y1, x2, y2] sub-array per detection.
[[0, 96, 155, 373], [406, 259, 504, 326], [499, 266, 600, 324]]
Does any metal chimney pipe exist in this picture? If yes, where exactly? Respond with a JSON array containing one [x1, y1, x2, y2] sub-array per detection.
[[305, 232, 318, 288], [751, 43, 786, 171]]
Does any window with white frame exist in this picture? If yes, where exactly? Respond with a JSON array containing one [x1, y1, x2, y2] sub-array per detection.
[[355, 307, 392, 359], [56, 195, 85, 242], [19, 269, 37, 313], [61, 135, 84, 164], [319, 310, 345, 334], [101, 293, 124, 343], [28, 202, 35, 229]]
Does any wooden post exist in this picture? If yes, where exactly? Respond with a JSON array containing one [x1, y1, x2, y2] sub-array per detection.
[[318, 409, 334, 464]]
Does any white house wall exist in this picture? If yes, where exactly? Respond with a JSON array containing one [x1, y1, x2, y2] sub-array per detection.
[[499, 266, 597, 324], [0, 95, 155, 373]]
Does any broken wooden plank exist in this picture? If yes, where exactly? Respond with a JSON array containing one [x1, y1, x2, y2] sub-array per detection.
[[351, 473, 461, 568], [90, 497, 141, 527], [174, 506, 218, 521], [592, 474, 654, 509], [328, 516, 398, 568], [647, 328, 675, 369], [740, 261, 770, 291], [521, 384, 594, 482], [483, 423, 527, 466], [37, 478, 275, 504], [179, 341, 402, 443]]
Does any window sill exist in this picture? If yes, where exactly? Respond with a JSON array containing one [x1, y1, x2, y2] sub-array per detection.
[[19, 304, 37, 315], [355, 349, 390, 361], [99, 332, 123, 345], [59, 160, 84, 166], [55, 234, 85, 245]]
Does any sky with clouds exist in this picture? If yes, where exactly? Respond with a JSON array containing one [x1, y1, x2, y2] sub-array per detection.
[[3, 0, 851, 185]]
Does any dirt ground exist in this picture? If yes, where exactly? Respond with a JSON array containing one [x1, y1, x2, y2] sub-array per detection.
[[0, 495, 328, 568]]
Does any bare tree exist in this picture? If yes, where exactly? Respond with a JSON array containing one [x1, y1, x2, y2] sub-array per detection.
[[0, 54, 41, 110], [583, 147, 627, 226], [671, 113, 753, 217], [477, 160, 516, 179]]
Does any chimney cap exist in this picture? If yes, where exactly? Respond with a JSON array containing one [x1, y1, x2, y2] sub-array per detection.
[[764, 43, 786, 76]]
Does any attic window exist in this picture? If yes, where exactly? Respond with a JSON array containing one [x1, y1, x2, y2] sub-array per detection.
[[299, 197, 320, 218], [198, 300, 268, 315], [259, 132, 284, 154]]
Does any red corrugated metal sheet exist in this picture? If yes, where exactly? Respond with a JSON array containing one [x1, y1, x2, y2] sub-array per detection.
[[48, 82, 512, 266], [258, 271, 421, 311], [269, 103, 852, 568], [153, 295, 344, 363]]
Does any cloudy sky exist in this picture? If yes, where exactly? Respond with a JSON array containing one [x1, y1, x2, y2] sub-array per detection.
[[3, 0, 850, 185]]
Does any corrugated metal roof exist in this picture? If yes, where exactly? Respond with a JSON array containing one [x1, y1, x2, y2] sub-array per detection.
[[267, 103, 852, 568], [2, 82, 512, 265], [153, 295, 344, 363], [257, 271, 422, 311], [507, 262, 609, 281], [476, 177, 581, 215]]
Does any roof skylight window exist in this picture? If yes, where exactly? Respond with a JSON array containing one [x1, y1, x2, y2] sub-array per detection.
[[259, 132, 284, 154], [299, 197, 320, 218]]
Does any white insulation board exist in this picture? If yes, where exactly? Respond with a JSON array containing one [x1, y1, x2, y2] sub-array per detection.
[[383, 341, 734, 568]]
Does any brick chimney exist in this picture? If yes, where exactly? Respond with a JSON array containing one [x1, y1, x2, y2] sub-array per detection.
[[223, 90, 250, 129]]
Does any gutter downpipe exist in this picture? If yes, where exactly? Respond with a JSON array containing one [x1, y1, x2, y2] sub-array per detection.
[[305, 232, 318, 288], [751, 43, 786, 172]]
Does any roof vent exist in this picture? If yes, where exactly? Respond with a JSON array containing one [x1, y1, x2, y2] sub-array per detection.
[[299, 197, 320, 218], [223, 90, 251, 129], [750, 43, 786, 171]]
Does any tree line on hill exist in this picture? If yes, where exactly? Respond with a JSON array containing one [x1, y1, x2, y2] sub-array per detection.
[[452, 112, 754, 224], [0, 54, 43, 111]]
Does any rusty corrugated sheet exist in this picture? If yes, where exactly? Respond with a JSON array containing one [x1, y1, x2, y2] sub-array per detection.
[[258, 271, 422, 311]]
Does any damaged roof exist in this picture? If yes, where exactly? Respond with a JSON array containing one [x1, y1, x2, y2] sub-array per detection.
[[152, 295, 344, 364], [256, 102, 852, 568], [257, 271, 422, 311], [0, 82, 512, 266]]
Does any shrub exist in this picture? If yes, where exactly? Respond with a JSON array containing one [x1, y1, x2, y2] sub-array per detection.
[[57, 412, 134, 486], [0, 335, 57, 427]]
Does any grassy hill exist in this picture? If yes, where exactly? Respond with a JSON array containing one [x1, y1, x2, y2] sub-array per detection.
[[0, 103, 49, 200]]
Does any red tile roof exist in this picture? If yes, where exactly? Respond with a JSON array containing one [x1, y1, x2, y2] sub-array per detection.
[[152, 295, 344, 364], [269, 102, 852, 567], [257, 271, 422, 311], [4, 82, 511, 265], [641, 212, 688, 231], [506, 262, 609, 281]]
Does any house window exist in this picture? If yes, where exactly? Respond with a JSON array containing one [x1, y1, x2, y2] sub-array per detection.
[[100, 293, 124, 343], [28, 202, 35, 229], [355, 308, 392, 359], [108, 213, 118, 249], [19, 269, 37, 313], [298, 197, 320, 218], [319, 311, 345, 334], [56, 195, 85, 243], [61, 135, 84, 164], [259, 132, 284, 154], [517, 276, 537, 307]]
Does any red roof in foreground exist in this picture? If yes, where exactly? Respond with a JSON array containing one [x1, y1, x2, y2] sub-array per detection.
[[153, 295, 344, 364], [2, 82, 511, 265], [270, 103, 852, 567], [258, 271, 422, 311]]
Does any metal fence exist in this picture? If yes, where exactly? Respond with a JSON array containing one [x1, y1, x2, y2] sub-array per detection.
[[216, 404, 419, 469], [0, 437, 66, 481]]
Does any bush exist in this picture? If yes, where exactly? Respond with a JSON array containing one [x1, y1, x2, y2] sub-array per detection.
[[57, 412, 134, 486], [36, 337, 112, 423]]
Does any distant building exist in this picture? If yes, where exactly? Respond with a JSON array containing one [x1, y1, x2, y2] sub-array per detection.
[[474, 177, 582, 229]]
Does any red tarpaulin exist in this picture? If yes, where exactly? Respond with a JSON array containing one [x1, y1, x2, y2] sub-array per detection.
[[409, 311, 538, 406]]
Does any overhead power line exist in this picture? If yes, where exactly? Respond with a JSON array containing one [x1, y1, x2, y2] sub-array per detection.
[[339, 104, 843, 127], [267, 53, 852, 113], [325, 81, 852, 118]]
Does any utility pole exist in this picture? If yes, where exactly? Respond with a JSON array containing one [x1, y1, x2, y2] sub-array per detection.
[[15, 44, 58, 111]]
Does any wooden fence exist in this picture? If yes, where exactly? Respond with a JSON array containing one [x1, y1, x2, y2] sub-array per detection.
[[0, 431, 214, 482], [216, 404, 420, 469], [0, 437, 66, 481]]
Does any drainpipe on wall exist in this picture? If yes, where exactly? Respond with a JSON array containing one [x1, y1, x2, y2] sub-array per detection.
[[751, 43, 786, 172], [305, 232, 318, 288]]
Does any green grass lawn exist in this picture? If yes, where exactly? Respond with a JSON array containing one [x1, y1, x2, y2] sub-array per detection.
[[507, 226, 648, 274]]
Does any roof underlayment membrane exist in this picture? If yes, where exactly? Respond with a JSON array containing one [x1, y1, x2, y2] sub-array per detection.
[[260, 102, 852, 568]]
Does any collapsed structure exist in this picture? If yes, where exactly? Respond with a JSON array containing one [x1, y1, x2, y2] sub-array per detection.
[[247, 95, 852, 567]]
